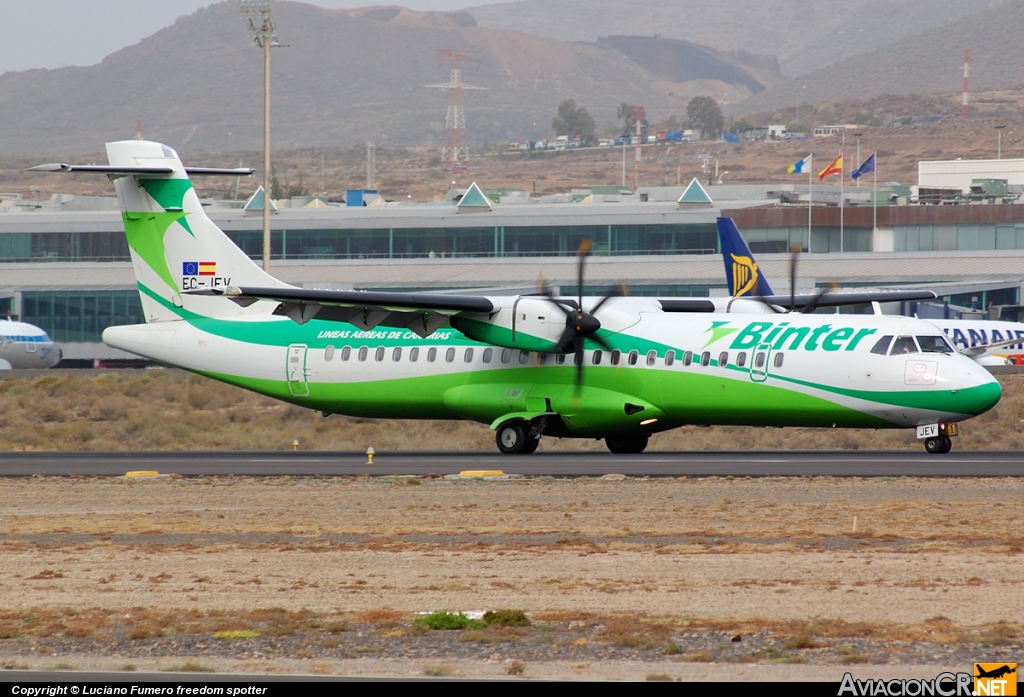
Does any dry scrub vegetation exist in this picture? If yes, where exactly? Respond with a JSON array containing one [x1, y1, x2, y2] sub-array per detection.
[[1, 370, 1022, 451]]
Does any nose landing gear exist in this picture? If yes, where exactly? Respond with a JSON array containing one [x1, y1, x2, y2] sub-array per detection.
[[924, 435, 952, 454]]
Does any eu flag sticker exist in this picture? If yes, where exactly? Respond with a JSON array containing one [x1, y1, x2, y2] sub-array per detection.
[[183, 261, 198, 276]]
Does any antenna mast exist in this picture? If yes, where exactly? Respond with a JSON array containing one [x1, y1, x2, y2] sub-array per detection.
[[961, 48, 970, 119]]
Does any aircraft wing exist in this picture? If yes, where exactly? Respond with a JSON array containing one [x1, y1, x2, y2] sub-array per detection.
[[762, 290, 937, 310], [187, 286, 496, 338]]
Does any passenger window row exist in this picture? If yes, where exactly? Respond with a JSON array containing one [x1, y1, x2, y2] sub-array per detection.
[[320, 345, 784, 369]]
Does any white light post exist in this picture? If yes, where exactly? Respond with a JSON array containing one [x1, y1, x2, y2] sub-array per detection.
[[240, 0, 283, 273]]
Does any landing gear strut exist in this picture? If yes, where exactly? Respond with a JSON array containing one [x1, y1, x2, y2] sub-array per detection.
[[924, 435, 952, 454], [495, 420, 540, 455], [605, 434, 649, 454]]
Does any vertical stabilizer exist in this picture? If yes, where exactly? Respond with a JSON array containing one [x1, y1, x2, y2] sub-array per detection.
[[107, 140, 288, 322], [717, 217, 774, 298]]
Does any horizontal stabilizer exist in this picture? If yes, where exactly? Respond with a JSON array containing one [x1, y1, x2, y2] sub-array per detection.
[[27, 163, 254, 176]]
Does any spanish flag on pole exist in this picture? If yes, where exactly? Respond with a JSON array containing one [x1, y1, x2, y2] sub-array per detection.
[[818, 151, 843, 180]]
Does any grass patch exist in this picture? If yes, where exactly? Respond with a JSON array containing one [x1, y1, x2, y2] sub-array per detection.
[[164, 662, 216, 673], [835, 646, 869, 664], [423, 665, 457, 677], [211, 630, 261, 639], [483, 609, 531, 627], [414, 611, 487, 631]]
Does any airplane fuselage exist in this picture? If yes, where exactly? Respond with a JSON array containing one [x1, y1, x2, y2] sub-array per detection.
[[0, 320, 61, 370], [928, 319, 1024, 362], [104, 303, 1000, 439]]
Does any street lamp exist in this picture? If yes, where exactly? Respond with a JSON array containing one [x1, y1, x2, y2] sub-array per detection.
[[853, 132, 863, 187], [240, 0, 284, 273], [996, 124, 1005, 159]]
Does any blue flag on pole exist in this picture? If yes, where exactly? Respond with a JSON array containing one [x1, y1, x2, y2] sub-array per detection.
[[851, 153, 876, 180]]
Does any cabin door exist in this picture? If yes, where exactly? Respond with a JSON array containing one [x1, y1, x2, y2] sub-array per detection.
[[286, 344, 310, 397]]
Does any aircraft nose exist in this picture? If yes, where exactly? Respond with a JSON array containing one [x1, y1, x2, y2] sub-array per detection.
[[957, 365, 1001, 416]]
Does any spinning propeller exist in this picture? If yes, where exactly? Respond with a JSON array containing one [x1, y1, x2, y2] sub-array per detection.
[[760, 245, 834, 314], [538, 240, 625, 390]]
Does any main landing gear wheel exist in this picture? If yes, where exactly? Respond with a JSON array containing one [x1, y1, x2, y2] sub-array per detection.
[[605, 434, 649, 454], [495, 420, 540, 455], [924, 435, 952, 454]]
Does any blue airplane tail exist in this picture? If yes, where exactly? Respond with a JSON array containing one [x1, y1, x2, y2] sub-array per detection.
[[717, 217, 775, 297]]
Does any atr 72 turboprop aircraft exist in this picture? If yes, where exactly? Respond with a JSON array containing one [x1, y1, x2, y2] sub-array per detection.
[[32, 141, 1002, 455]]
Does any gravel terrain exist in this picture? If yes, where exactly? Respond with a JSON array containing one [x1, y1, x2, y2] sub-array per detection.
[[0, 475, 1019, 680]]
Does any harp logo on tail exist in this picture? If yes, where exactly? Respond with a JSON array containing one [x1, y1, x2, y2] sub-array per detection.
[[729, 253, 759, 297]]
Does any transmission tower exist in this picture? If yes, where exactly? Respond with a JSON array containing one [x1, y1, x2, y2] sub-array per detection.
[[366, 141, 377, 190], [426, 49, 486, 171]]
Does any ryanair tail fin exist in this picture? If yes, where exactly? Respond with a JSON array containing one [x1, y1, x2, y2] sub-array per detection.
[[717, 217, 774, 298], [103, 141, 290, 322]]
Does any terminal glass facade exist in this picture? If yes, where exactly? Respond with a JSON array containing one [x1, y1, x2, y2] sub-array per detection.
[[20, 291, 143, 343], [4, 220, 1024, 263], [0, 231, 128, 262], [894, 223, 1024, 252], [733, 226, 873, 253], [223, 223, 720, 260]]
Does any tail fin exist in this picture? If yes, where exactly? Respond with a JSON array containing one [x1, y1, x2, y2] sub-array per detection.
[[717, 217, 774, 298], [107, 140, 288, 322]]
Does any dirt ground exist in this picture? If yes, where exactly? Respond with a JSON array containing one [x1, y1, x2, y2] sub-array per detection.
[[0, 475, 1019, 680]]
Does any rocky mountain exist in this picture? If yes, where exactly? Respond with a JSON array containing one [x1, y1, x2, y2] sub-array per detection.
[[735, 0, 1024, 117], [0, 1, 772, 155], [466, 0, 1008, 78]]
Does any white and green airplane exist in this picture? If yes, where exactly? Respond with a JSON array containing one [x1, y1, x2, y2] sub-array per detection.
[[32, 141, 1001, 455]]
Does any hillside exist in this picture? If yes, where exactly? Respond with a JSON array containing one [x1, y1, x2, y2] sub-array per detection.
[[466, 0, 1007, 78], [0, 1, 769, 156], [595, 37, 784, 94], [735, 0, 1024, 117]]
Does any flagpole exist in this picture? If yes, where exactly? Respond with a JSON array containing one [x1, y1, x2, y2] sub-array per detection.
[[808, 155, 812, 253], [872, 151, 877, 235], [840, 146, 845, 253]]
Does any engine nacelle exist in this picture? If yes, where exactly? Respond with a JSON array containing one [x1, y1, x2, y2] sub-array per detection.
[[450, 297, 568, 352]]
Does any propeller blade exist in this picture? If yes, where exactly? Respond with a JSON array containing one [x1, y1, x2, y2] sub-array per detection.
[[754, 296, 786, 313], [591, 333, 613, 353], [574, 342, 585, 392], [589, 282, 624, 315], [576, 239, 592, 307], [554, 325, 576, 354], [799, 282, 837, 314]]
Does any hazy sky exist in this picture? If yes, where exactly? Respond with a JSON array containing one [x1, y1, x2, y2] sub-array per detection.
[[0, 0, 503, 75]]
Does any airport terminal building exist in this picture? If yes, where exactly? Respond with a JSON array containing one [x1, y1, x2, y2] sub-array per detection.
[[2, 179, 1024, 363]]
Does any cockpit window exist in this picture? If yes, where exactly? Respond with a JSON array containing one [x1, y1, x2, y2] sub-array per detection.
[[890, 336, 919, 355], [870, 335, 893, 355], [917, 335, 954, 353]]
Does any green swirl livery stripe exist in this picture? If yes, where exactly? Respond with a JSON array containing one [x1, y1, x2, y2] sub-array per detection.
[[137, 283, 999, 419]]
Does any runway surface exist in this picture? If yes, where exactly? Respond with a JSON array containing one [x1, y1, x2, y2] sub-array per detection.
[[2, 450, 1023, 477]]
